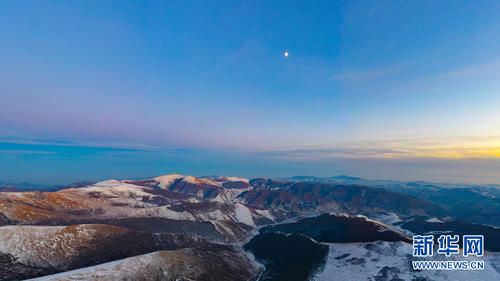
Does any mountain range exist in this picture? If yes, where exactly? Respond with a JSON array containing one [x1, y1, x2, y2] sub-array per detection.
[[0, 174, 498, 280]]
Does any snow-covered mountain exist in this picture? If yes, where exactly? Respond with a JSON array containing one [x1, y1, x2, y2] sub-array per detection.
[[0, 175, 276, 242]]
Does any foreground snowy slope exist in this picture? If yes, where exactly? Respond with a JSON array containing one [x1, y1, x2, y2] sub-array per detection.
[[0, 224, 214, 277], [313, 241, 500, 281], [29, 247, 260, 281]]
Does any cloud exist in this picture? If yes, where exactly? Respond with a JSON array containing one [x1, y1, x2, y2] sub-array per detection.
[[437, 60, 500, 79], [257, 136, 500, 161], [331, 68, 393, 83], [0, 150, 55, 155], [330, 63, 409, 83]]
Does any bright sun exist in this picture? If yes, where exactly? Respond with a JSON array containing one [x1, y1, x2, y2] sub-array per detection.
[[284, 51, 289, 57]]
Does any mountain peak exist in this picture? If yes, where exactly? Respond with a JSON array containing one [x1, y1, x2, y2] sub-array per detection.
[[152, 174, 185, 188]]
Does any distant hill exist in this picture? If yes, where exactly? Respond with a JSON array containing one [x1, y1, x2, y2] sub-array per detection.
[[283, 175, 500, 226]]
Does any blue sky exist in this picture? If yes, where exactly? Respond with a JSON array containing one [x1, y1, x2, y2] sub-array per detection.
[[1, 1, 500, 184]]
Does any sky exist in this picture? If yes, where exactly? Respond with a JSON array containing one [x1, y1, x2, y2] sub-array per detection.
[[1, 1, 500, 185]]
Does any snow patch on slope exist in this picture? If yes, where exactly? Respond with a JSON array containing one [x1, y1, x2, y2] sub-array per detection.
[[214, 188, 247, 203], [218, 176, 250, 183], [234, 203, 255, 227], [426, 217, 445, 223]]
